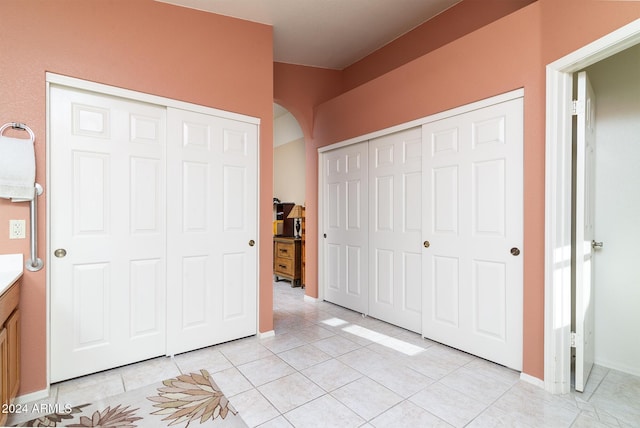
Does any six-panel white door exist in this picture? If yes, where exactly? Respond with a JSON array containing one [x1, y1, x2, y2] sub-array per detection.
[[369, 127, 422, 332], [422, 97, 524, 370], [323, 142, 369, 313], [50, 85, 167, 382], [166, 108, 257, 355]]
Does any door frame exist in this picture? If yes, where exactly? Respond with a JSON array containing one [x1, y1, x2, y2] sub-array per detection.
[[544, 18, 640, 394], [45, 72, 261, 387]]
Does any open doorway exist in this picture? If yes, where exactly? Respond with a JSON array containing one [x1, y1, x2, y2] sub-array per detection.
[[571, 44, 640, 382], [545, 19, 640, 395], [273, 103, 306, 289]]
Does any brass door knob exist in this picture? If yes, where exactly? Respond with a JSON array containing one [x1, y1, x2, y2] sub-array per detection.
[[510, 247, 520, 256], [54, 248, 67, 258], [423, 241, 430, 248], [248, 240, 255, 247]]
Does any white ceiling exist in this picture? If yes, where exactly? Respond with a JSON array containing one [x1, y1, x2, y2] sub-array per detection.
[[157, 0, 462, 70]]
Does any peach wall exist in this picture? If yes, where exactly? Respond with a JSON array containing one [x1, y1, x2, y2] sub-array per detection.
[[282, 0, 640, 381], [342, 0, 537, 91], [273, 62, 343, 140], [0, 0, 273, 395]]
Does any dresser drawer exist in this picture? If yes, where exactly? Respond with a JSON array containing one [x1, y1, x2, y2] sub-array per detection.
[[274, 258, 294, 276], [275, 242, 295, 260]]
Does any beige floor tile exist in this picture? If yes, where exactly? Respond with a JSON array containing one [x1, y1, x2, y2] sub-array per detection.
[[370, 400, 453, 428], [219, 339, 274, 366], [332, 377, 402, 421], [211, 366, 254, 397], [257, 372, 325, 413], [409, 382, 487, 427], [229, 388, 280, 428], [173, 346, 233, 375], [277, 344, 331, 371], [367, 365, 434, 398], [237, 355, 296, 387], [301, 359, 363, 392], [285, 394, 364, 428], [310, 334, 361, 357]]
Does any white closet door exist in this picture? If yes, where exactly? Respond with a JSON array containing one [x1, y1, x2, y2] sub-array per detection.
[[166, 108, 257, 355], [422, 97, 523, 370], [323, 142, 369, 313], [50, 85, 167, 382], [369, 127, 422, 332]]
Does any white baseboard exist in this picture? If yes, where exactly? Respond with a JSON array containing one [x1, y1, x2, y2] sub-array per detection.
[[520, 372, 545, 389], [258, 330, 275, 339], [15, 387, 51, 404], [303, 294, 318, 303]]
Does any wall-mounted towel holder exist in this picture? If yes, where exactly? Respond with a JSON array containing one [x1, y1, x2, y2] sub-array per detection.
[[0, 122, 44, 272]]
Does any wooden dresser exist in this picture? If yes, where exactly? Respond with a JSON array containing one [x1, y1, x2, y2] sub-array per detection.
[[273, 236, 302, 287]]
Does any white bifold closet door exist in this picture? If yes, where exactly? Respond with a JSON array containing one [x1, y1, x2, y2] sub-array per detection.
[[50, 84, 257, 382], [421, 97, 523, 370], [368, 127, 422, 333]]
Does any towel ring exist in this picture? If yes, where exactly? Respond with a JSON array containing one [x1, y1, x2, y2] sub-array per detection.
[[0, 122, 35, 143]]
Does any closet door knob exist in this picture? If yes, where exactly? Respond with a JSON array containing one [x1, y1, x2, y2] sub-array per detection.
[[510, 247, 520, 256], [54, 248, 67, 258], [423, 241, 430, 248], [248, 240, 255, 247]]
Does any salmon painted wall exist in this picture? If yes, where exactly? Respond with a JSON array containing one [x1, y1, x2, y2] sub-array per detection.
[[342, 0, 537, 91], [282, 0, 640, 381], [0, 0, 273, 396]]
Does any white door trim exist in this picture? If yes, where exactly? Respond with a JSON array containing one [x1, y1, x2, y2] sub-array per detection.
[[544, 18, 640, 394]]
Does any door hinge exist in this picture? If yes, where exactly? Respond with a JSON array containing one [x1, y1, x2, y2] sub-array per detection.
[[572, 100, 584, 116], [570, 331, 577, 348]]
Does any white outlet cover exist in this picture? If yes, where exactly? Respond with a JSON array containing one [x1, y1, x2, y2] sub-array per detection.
[[9, 220, 26, 239]]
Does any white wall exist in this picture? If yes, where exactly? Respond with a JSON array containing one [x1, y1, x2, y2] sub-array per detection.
[[586, 44, 640, 376]]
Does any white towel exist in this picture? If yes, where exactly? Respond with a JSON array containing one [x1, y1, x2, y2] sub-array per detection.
[[0, 134, 36, 201]]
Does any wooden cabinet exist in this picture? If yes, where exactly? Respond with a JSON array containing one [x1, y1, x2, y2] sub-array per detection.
[[273, 237, 302, 286], [0, 278, 20, 426]]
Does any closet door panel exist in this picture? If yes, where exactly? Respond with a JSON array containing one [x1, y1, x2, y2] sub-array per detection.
[[422, 97, 523, 370], [369, 127, 422, 333], [167, 109, 257, 355], [323, 142, 368, 313], [50, 85, 166, 382]]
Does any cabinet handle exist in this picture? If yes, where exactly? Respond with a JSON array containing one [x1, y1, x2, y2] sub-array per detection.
[[278, 264, 287, 269]]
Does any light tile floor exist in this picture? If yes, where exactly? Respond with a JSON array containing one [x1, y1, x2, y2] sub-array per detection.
[[10, 281, 640, 427]]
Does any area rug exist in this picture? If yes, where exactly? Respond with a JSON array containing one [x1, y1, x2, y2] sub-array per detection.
[[16, 369, 248, 427]]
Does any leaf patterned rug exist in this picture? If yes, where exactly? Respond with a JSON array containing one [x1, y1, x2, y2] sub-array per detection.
[[16, 369, 248, 427]]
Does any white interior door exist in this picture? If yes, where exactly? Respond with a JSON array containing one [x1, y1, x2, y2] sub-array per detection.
[[368, 127, 422, 332], [323, 142, 369, 314], [50, 85, 167, 382], [422, 97, 523, 370], [166, 108, 257, 355], [574, 71, 597, 392]]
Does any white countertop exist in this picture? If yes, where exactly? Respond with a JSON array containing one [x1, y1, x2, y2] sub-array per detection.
[[0, 254, 23, 296]]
